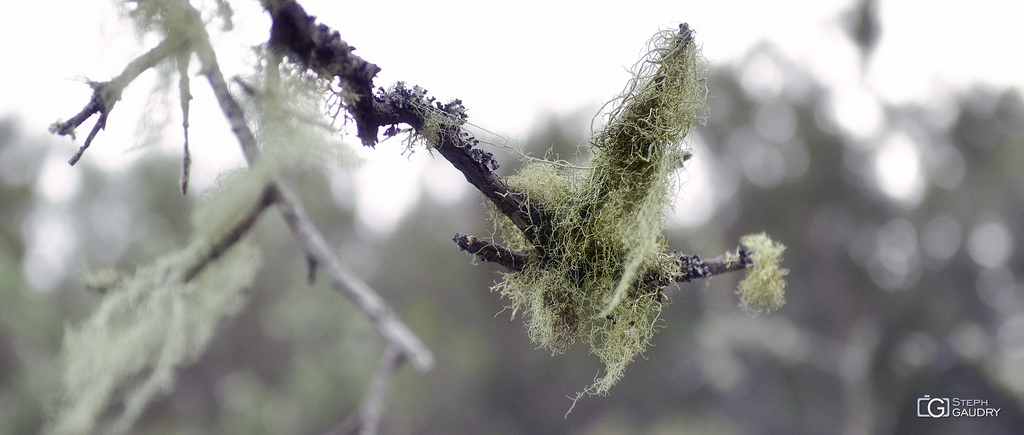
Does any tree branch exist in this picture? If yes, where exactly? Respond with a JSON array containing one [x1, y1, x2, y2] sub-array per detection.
[[456, 233, 755, 284], [51, 37, 187, 165], [428, 121, 551, 249], [189, 10, 260, 165], [261, 1, 553, 250], [195, 47, 433, 373], [183, 183, 277, 282], [323, 345, 405, 435], [264, 0, 382, 147], [453, 234, 529, 272], [672, 249, 753, 283], [52, 4, 437, 432], [261, 1, 754, 295], [269, 184, 434, 373]]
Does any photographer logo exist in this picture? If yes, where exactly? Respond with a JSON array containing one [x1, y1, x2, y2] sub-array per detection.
[[917, 395, 1000, 418]]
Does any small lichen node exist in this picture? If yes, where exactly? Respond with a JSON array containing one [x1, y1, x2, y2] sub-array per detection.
[[737, 232, 788, 315], [490, 23, 710, 399], [379, 82, 474, 152]]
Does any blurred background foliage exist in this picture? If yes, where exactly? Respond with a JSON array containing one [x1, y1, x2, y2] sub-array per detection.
[[3, 6, 1024, 435]]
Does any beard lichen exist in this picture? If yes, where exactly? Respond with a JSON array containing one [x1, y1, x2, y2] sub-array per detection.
[[490, 24, 708, 398], [737, 232, 788, 315]]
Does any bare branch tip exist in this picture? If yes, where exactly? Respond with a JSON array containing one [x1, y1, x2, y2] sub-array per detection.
[[454, 234, 529, 272]]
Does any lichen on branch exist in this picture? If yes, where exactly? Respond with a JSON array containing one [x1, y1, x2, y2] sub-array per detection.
[[490, 24, 710, 397], [737, 232, 788, 315], [194, 1, 786, 407]]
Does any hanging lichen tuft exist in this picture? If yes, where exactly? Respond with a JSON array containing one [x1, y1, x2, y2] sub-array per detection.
[[490, 24, 709, 397], [736, 232, 788, 315]]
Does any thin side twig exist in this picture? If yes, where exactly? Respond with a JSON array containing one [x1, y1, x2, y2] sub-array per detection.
[[453, 234, 529, 272], [183, 183, 277, 282], [51, 37, 187, 165], [191, 24, 259, 164], [454, 232, 753, 284], [177, 50, 193, 195], [673, 249, 753, 283]]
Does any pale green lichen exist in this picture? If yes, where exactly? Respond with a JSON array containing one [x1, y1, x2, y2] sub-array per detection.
[[737, 232, 788, 316], [191, 167, 269, 242], [50, 241, 260, 435], [52, 130, 287, 434], [79, 265, 124, 294], [246, 58, 358, 173], [491, 25, 707, 398], [190, 55, 357, 240], [50, 4, 355, 433], [118, 0, 230, 39]]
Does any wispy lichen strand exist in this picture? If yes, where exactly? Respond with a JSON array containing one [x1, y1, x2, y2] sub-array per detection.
[[51, 242, 260, 435]]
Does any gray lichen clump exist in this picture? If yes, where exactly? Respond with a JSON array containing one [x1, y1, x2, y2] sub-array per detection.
[[490, 24, 711, 397]]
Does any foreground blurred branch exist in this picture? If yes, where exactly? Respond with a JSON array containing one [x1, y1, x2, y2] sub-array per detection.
[[50, 37, 187, 165], [183, 184, 277, 283], [175, 0, 433, 374], [197, 9, 435, 376], [270, 184, 434, 372], [51, 1, 434, 432], [324, 345, 405, 435]]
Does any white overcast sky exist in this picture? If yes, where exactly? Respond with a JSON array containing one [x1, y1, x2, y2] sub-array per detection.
[[2, 0, 1024, 234], [5, 0, 1022, 133]]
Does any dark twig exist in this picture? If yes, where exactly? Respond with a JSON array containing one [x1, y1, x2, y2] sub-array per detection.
[[70, 107, 110, 166], [259, 2, 553, 247], [673, 249, 753, 283], [429, 121, 551, 249], [452, 236, 752, 285], [705, 250, 753, 276], [183, 184, 277, 282], [177, 50, 193, 196], [633, 249, 753, 292], [51, 37, 187, 165], [454, 234, 529, 272], [264, 0, 381, 146]]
